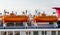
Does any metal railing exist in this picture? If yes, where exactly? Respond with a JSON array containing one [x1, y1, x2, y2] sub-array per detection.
[[0, 24, 59, 29]]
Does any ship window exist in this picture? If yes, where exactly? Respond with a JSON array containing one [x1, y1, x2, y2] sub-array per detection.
[[8, 31, 13, 35], [1, 31, 6, 35], [15, 22, 23, 26], [15, 31, 20, 35], [57, 21, 60, 24], [7, 22, 14, 26], [42, 31, 47, 35], [1, 31, 13, 35], [58, 31, 60, 35], [26, 32, 28, 35], [51, 31, 56, 35], [0, 22, 3, 26], [33, 31, 38, 35], [42, 31, 44, 35], [45, 31, 47, 35], [49, 22, 53, 24], [27, 22, 31, 26], [26, 31, 31, 35]]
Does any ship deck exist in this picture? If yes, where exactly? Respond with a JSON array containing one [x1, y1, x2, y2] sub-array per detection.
[[0, 24, 59, 29]]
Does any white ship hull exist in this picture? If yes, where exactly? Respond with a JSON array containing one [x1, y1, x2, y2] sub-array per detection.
[[0, 29, 60, 35]]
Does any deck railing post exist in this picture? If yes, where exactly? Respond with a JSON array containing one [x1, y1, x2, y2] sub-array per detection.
[[6, 31, 8, 35], [56, 31, 58, 35], [19, 31, 20, 35], [38, 31, 42, 35], [47, 31, 51, 35], [0, 31, 1, 35], [13, 31, 15, 35]]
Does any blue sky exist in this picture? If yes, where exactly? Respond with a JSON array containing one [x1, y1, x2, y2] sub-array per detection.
[[0, 0, 60, 15]]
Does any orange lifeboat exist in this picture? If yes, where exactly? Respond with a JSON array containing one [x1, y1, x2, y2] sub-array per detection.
[[2, 13, 29, 22], [34, 13, 58, 22]]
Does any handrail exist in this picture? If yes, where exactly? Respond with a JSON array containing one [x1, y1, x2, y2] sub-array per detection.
[[0, 24, 58, 29]]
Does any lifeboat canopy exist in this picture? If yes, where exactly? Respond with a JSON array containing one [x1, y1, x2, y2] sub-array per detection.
[[2, 13, 29, 22], [34, 12, 58, 22]]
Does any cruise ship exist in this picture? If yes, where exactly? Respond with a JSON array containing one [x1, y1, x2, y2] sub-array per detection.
[[0, 7, 60, 35]]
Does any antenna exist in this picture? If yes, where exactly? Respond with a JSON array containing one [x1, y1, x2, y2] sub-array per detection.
[[35, 10, 38, 13], [15, 12, 17, 15], [25, 10, 28, 15], [12, 11, 14, 13], [4, 10, 6, 14], [0, 13, 2, 16], [4, 10, 9, 15], [0, 13, 2, 14], [35, 9, 39, 16], [22, 11, 25, 14], [38, 12, 40, 15], [26, 10, 27, 13]]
